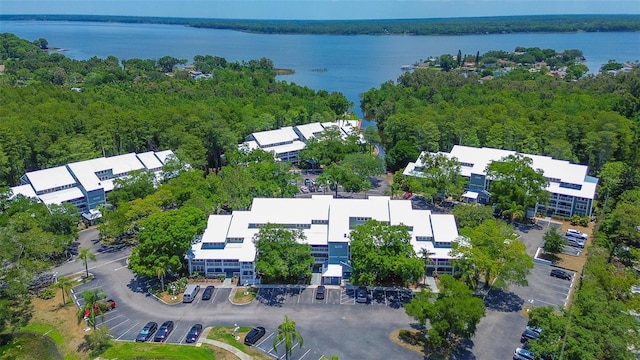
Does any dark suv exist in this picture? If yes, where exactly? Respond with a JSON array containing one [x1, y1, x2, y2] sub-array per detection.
[[154, 321, 174, 342], [202, 285, 215, 300], [136, 322, 158, 342], [315, 285, 325, 300], [550, 269, 572, 281], [356, 286, 368, 303], [244, 326, 266, 346]]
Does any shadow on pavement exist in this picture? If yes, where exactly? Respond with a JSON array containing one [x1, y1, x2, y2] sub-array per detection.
[[127, 276, 151, 294], [451, 338, 477, 360], [484, 289, 524, 312]]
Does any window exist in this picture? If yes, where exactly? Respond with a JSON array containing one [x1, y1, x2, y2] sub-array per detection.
[[460, 162, 474, 167]]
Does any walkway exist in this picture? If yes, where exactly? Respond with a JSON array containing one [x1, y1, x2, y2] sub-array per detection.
[[199, 327, 253, 360]]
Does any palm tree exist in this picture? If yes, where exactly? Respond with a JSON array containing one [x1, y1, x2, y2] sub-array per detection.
[[77, 289, 107, 329], [273, 315, 304, 360], [78, 247, 97, 278], [55, 276, 74, 306], [418, 248, 435, 285], [155, 265, 167, 293]]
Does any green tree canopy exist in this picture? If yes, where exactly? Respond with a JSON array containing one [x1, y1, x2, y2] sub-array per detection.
[[349, 220, 424, 286], [452, 218, 533, 289], [486, 154, 550, 219], [128, 206, 207, 278], [542, 227, 565, 256], [404, 275, 486, 352], [252, 224, 314, 284], [451, 203, 494, 230], [413, 152, 465, 201]]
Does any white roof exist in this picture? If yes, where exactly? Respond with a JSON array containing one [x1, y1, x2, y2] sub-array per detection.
[[39, 187, 85, 205], [154, 150, 175, 164], [137, 151, 164, 170], [250, 197, 329, 225], [25, 166, 76, 193], [328, 197, 392, 242], [431, 214, 460, 243], [295, 122, 325, 141], [322, 264, 343, 277], [262, 141, 307, 156], [10, 184, 37, 199], [192, 196, 460, 263], [252, 126, 299, 147], [66, 158, 109, 192], [462, 191, 479, 200], [408, 146, 598, 200], [107, 153, 146, 176]]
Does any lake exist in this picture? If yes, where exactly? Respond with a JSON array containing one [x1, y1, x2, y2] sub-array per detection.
[[1, 21, 639, 116]]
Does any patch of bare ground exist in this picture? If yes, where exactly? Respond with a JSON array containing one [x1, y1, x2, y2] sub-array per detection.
[[31, 290, 89, 359], [389, 328, 423, 355]]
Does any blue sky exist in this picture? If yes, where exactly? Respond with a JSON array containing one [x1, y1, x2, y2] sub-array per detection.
[[1, 0, 639, 20]]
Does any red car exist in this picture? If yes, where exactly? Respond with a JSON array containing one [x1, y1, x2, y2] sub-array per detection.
[[84, 299, 116, 317]]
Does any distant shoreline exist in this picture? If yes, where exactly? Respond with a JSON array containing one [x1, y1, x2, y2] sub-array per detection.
[[1, 14, 639, 36]]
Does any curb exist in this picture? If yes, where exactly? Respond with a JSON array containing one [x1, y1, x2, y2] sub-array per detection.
[[147, 289, 182, 305], [228, 287, 255, 306]]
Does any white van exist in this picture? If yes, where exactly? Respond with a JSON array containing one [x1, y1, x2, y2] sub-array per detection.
[[566, 229, 588, 240], [183, 284, 200, 303]]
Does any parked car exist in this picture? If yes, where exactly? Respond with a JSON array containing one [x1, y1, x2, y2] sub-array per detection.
[[84, 298, 116, 317], [316, 185, 323, 192], [526, 325, 543, 334], [309, 184, 316, 192], [356, 286, 368, 303], [550, 268, 573, 281], [564, 236, 585, 248], [202, 285, 215, 300], [154, 321, 175, 342], [565, 229, 588, 240], [316, 285, 325, 300], [520, 328, 541, 342], [300, 186, 309, 193], [513, 347, 535, 360], [304, 178, 311, 186], [244, 326, 266, 346], [185, 323, 203, 343], [136, 322, 158, 342]]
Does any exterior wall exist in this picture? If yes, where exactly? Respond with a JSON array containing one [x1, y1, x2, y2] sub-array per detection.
[[328, 242, 349, 265], [85, 188, 106, 210]]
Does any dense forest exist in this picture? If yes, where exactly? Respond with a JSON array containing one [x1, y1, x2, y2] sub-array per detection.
[[0, 28, 639, 359], [361, 66, 640, 175], [0, 33, 352, 186], [1, 14, 639, 35]]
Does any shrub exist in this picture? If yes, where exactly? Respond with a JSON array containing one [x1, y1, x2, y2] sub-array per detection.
[[38, 288, 56, 300]]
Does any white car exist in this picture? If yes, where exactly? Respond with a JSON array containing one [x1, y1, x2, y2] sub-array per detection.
[[565, 229, 588, 240], [564, 236, 585, 248]]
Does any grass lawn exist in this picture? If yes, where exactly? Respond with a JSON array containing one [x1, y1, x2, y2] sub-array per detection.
[[0, 331, 63, 360], [233, 287, 257, 304], [100, 341, 219, 360], [207, 326, 272, 360]]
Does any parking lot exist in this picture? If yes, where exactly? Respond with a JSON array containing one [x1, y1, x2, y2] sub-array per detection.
[[250, 327, 326, 360], [255, 286, 413, 308], [71, 281, 233, 345]]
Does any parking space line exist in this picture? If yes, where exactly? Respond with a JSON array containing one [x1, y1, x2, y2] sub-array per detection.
[[270, 339, 285, 355], [101, 314, 125, 325], [116, 322, 140, 340], [298, 348, 312, 359], [108, 317, 130, 330], [178, 326, 192, 344], [210, 288, 218, 303], [279, 343, 299, 359], [255, 332, 274, 349]]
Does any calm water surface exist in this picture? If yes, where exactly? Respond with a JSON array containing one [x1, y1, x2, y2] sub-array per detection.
[[1, 21, 639, 114]]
